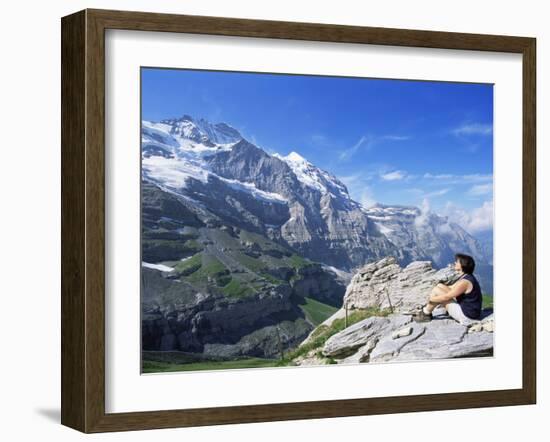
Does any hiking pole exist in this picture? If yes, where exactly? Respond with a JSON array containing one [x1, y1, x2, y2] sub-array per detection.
[[276, 326, 284, 361], [385, 286, 394, 314], [345, 301, 348, 328]]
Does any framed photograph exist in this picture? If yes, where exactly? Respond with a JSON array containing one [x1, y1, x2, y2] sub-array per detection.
[[61, 8, 536, 433]]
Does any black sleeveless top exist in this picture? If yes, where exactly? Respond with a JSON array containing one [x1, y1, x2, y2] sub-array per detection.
[[456, 273, 483, 319]]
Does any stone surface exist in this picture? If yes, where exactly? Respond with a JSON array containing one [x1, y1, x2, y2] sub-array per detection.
[[391, 317, 493, 360], [370, 322, 426, 362], [322, 316, 390, 358], [294, 349, 332, 366], [341, 340, 379, 364], [392, 326, 414, 340], [311, 311, 493, 364], [482, 320, 495, 333], [343, 256, 463, 312], [468, 323, 484, 333]]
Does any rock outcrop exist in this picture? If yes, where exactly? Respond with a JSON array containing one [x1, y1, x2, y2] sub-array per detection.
[[142, 273, 312, 358], [295, 309, 494, 365], [343, 256, 464, 312], [294, 256, 494, 366]]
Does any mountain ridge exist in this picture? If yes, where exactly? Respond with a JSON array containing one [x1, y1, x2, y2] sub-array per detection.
[[141, 115, 492, 272]]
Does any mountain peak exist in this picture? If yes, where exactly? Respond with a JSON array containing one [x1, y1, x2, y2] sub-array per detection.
[[160, 114, 194, 124], [272, 151, 352, 201], [154, 115, 242, 146], [284, 151, 308, 164]]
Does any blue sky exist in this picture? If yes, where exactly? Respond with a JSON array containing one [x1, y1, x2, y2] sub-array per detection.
[[142, 67, 494, 234]]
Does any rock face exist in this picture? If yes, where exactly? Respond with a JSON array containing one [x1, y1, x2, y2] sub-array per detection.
[[364, 204, 490, 280], [343, 256, 464, 312], [310, 310, 494, 365], [142, 270, 313, 358], [293, 257, 495, 366], [322, 315, 403, 359], [290, 265, 348, 307], [205, 139, 395, 270], [140, 181, 347, 359]]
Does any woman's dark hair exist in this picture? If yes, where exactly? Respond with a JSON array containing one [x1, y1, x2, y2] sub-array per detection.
[[454, 253, 475, 274]]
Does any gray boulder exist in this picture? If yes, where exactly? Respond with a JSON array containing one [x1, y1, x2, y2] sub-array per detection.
[[322, 314, 411, 359], [343, 256, 463, 312], [319, 312, 493, 364]]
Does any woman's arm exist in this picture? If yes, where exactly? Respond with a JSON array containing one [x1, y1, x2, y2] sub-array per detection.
[[430, 280, 469, 303]]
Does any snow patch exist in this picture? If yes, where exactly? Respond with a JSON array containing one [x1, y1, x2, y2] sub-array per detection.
[[274, 151, 348, 198], [217, 176, 288, 204], [142, 156, 209, 189], [323, 265, 352, 282], [367, 215, 394, 221], [374, 222, 394, 235], [142, 262, 174, 272]]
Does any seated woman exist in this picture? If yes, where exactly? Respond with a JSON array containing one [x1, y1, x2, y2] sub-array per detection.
[[413, 253, 483, 326]]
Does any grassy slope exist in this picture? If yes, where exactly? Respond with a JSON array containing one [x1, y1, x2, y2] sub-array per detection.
[[482, 294, 493, 309], [221, 278, 254, 298], [277, 307, 392, 366], [175, 228, 323, 300], [141, 226, 341, 372], [142, 358, 279, 373], [299, 297, 339, 326]]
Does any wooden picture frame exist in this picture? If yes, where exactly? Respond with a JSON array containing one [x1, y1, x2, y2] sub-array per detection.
[[61, 8, 536, 433]]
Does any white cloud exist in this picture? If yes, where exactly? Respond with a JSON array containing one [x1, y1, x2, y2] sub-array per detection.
[[423, 172, 493, 184], [381, 135, 410, 141], [360, 187, 377, 208], [406, 187, 450, 198], [381, 170, 407, 181], [452, 123, 493, 136], [442, 200, 494, 234], [339, 174, 362, 186], [436, 222, 454, 235], [339, 173, 369, 195], [428, 188, 450, 197], [338, 133, 409, 162], [311, 134, 329, 145], [423, 173, 453, 180], [414, 198, 431, 228], [468, 183, 493, 196], [338, 136, 369, 161]]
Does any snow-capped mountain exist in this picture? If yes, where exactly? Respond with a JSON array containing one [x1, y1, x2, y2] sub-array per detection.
[[273, 151, 353, 203], [150, 114, 242, 146], [361, 204, 492, 293], [364, 203, 489, 266], [141, 117, 289, 207], [141, 115, 491, 274]]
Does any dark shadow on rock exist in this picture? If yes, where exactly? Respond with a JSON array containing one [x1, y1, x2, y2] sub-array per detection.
[[432, 313, 452, 320]]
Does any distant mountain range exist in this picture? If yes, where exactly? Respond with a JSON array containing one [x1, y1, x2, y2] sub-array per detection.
[[142, 115, 492, 272]]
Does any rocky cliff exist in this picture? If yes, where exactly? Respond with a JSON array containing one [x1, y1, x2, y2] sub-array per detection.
[[295, 310, 494, 365], [294, 256, 494, 366], [141, 181, 346, 358], [343, 256, 463, 312]]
